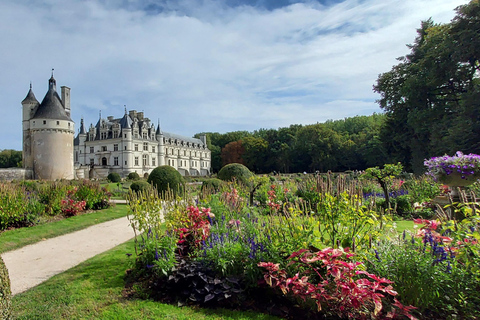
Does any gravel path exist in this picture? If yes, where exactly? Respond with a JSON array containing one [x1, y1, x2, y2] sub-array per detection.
[[1, 216, 135, 296]]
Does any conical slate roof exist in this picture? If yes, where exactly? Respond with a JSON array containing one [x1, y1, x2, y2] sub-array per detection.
[[22, 84, 39, 105], [32, 76, 72, 121]]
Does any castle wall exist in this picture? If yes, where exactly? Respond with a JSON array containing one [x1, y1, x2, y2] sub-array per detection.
[[0, 168, 33, 181], [32, 129, 74, 180]]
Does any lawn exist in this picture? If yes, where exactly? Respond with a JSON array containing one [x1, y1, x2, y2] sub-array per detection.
[[0, 204, 129, 253], [11, 239, 280, 320]]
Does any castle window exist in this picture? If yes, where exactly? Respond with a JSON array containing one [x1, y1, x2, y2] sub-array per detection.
[[135, 157, 139, 166], [152, 146, 155, 153], [143, 154, 148, 166], [152, 158, 156, 166], [43, 120, 46, 125], [68, 123, 70, 127], [90, 158, 94, 165], [113, 131, 119, 139], [134, 144, 139, 151], [114, 144, 118, 151], [114, 157, 119, 166], [101, 132, 107, 140], [124, 134, 127, 138], [90, 147, 94, 153], [125, 161, 127, 165], [143, 143, 148, 151], [101, 146, 107, 152], [143, 132, 147, 139], [57, 121, 59, 125], [124, 146, 127, 150], [102, 157, 107, 166]]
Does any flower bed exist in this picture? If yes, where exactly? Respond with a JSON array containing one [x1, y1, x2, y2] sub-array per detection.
[[126, 173, 480, 319], [0, 180, 111, 231]]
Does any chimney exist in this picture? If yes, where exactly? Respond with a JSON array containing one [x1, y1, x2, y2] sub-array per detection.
[[61, 86, 71, 117]]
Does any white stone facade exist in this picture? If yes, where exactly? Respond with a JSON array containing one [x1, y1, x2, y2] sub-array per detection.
[[74, 110, 211, 178]]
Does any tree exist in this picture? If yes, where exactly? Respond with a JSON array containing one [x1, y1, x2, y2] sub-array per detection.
[[221, 140, 245, 166], [362, 163, 403, 224], [374, 1, 480, 173], [241, 136, 268, 173], [0, 149, 22, 168]]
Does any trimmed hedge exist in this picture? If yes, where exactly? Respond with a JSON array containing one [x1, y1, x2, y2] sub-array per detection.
[[201, 178, 223, 193], [107, 172, 121, 183], [217, 163, 253, 186], [130, 180, 152, 193], [127, 172, 140, 181], [0, 256, 11, 320], [147, 166, 185, 197]]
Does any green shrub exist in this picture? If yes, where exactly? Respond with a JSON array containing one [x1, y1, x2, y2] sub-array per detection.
[[147, 166, 185, 197], [200, 178, 223, 193], [0, 256, 11, 320], [130, 180, 152, 193], [217, 163, 253, 186], [74, 180, 111, 210], [127, 172, 140, 181], [107, 172, 121, 183]]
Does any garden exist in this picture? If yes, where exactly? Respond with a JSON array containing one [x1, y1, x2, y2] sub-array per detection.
[[124, 155, 480, 320], [2, 152, 480, 319]]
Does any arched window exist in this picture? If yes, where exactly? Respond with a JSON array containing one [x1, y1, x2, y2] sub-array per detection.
[[102, 157, 107, 166]]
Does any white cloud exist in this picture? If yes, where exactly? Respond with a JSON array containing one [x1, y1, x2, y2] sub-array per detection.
[[0, 0, 469, 150]]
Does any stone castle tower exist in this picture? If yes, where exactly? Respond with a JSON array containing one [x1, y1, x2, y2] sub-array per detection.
[[21, 72, 75, 180]]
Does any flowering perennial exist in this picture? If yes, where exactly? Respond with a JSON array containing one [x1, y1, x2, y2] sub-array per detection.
[[424, 151, 480, 180]]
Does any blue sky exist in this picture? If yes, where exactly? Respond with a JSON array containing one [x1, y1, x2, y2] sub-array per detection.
[[0, 0, 469, 150]]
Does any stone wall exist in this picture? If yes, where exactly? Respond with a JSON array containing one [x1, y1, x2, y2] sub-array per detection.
[[0, 168, 33, 181]]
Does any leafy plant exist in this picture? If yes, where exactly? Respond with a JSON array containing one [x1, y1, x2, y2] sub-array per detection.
[[60, 198, 86, 217], [316, 192, 382, 250], [259, 248, 417, 319], [149, 257, 244, 307]]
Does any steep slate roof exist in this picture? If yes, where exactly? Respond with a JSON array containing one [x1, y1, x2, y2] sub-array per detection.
[[163, 132, 205, 146], [22, 84, 39, 105], [118, 113, 132, 129], [32, 75, 72, 121]]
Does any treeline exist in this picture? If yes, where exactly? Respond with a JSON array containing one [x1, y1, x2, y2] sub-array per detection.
[[0, 150, 22, 168], [196, 113, 387, 174], [198, 0, 480, 174]]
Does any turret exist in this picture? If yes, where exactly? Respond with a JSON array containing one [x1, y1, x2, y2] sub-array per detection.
[[28, 72, 75, 180], [21, 83, 40, 171]]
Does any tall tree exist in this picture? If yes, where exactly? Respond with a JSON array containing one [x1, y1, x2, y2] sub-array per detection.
[[374, 1, 480, 173]]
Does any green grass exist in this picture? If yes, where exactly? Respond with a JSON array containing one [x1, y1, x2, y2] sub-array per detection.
[[0, 205, 129, 253], [11, 239, 280, 320]]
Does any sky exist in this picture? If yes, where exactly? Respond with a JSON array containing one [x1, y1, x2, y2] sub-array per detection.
[[0, 0, 470, 150]]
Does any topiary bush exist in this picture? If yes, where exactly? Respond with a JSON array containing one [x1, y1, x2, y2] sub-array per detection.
[[217, 163, 253, 186], [107, 172, 121, 183], [201, 178, 223, 193], [130, 180, 152, 193], [147, 166, 185, 197], [127, 172, 140, 181], [0, 256, 11, 320]]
